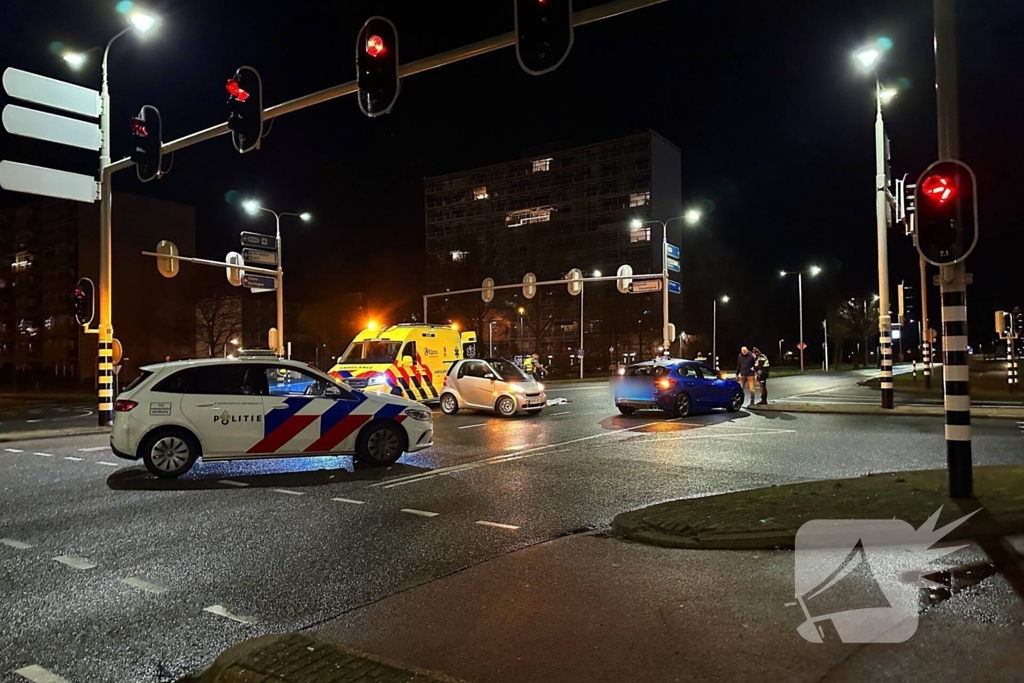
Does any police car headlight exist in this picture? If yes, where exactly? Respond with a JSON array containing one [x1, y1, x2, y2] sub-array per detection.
[[404, 408, 432, 422], [367, 375, 388, 386]]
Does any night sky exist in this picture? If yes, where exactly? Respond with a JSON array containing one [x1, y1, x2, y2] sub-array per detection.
[[2, 1, 1022, 357]]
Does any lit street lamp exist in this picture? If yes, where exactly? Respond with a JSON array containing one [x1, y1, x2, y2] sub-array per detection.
[[713, 295, 729, 371], [243, 200, 312, 356], [780, 267, 821, 372]]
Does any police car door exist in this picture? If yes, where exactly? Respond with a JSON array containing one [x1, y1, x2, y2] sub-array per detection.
[[179, 364, 266, 456]]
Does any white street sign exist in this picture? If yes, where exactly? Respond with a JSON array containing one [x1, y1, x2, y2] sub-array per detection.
[[616, 264, 633, 294], [3, 68, 100, 118], [627, 279, 663, 294], [0, 160, 97, 203], [3, 104, 101, 150], [242, 248, 278, 266]]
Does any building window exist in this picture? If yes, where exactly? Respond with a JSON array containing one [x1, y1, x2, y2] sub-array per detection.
[[450, 250, 469, 262], [11, 251, 33, 273], [532, 158, 552, 173], [506, 206, 554, 228], [629, 191, 650, 207], [44, 317, 54, 330], [630, 225, 651, 243], [473, 187, 489, 200]]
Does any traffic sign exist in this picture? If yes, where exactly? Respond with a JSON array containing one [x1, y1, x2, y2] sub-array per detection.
[[667, 257, 680, 273], [0, 160, 97, 203], [567, 268, 583, 296], [3, 68, 100, 118], [243, 248, 278, 266], [577, 348, 584, 358], [112, 338, 123, 366], [627, 279, 662, 294], [240, 231, 277, 250], [3, 105, 101, 150], [796, 342, 807, 351], [482, 277, 495, 303], [242, 273, 277, 290], [226, 251, 245, 287], [668, 280, 681, 295], [616, 264, 633, 294], [523, 272, 537, 299], [666, 243, 680, 259]]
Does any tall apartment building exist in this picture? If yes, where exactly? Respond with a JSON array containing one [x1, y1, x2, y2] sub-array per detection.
[[424, 131, 684, 367], [0, 193, 196, 386]]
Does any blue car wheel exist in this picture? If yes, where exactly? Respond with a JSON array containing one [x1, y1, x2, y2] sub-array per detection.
[[670, 392, 691, 418]]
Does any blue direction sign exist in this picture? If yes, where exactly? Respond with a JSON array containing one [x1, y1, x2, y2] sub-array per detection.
[[668, 280, 682, 295], [667, 257, 680, 273], [665, 243, 680, 259], [242, 273, 277, 290], [240, 231, 276, 250]]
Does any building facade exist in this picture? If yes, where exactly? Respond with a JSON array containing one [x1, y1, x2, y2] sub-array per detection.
[[424, 131, 684, 369]]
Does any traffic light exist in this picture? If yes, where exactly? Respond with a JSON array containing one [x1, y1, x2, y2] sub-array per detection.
[[914, 159, 978, 266], [73, 277, 95, 327], [130, 105, 163, 183], [356, 16, 400, 117], [515, 0, 574, 76], [226, 66, 264, 153], [1015, 307, 1023, 338], [995, 310, 1011, 339]]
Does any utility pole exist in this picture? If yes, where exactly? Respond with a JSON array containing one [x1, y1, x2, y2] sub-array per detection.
[[875, 81, 894, 409], [823, 319, 829, 372]]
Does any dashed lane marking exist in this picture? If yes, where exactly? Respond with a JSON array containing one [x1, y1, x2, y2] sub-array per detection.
[[121, 576, 168, 594], [458, 423, 487, 430], [203, 604, 258, 624], [96, 461, 119, 467], [64, 456, 83, 461], [218, 479, 249, 487], [33, 452, 53, 457], [475, 520, 520, 530], [272, 488, 303, 496], [1, 538, 33, 549], [25, 419, 44, 423], [78, 446, 109, 452], [332, 497, 366, 505], [5, 448, 24, 453], [53, 555, 97, 570], [401, 508, 439, 518], [13, 664, 71, 683], [551, 411, 571, 416]]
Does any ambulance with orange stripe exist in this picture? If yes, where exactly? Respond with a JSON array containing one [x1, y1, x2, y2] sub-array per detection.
[[329, 324, 477, 404]]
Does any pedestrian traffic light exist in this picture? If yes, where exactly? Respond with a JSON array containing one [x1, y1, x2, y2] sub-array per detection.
[[914, 160, 978, 266], [130, 105, 163, 183], [73, 277, 95, 327], [226, 66, 263, 153], [1015, 307, 1024, 339], [356, 16, 400, 117], [515, 0, 574, 76]]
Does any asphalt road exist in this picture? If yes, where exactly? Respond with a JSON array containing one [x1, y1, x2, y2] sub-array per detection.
[[1, 371, 1022, 682], [0, 401, 96, 433]]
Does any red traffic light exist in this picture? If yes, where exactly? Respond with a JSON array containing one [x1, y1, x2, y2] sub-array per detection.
[[366, 34, 386, 57], [226, 78, 250, 102], [130, 117, 148, 137], [921, 174, 956, 204]]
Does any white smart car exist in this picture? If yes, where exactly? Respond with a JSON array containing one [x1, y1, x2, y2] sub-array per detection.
[[439, 358, 547, 417], [110, 356, 433, 478]]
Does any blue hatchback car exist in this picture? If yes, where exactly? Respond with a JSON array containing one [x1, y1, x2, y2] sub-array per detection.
[[614, 359, 745, 417]]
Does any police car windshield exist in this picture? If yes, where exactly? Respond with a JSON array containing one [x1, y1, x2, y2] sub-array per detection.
[[340, 341, 402, 364]]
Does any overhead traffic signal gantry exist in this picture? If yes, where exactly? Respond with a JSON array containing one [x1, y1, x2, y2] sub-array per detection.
[[356, 16, 400, 117], [129, 105, 163, 182], [515, 0, 574, 75], [914, 160, 978, 266], [226, 66, 264, 153]]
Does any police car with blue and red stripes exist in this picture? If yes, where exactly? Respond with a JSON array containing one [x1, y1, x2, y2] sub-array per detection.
[[110, 356, 433, 478]]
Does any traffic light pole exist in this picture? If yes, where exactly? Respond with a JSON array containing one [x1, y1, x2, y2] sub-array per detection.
[[874, 82, 894, 409], [934, 0, 972, 499], [918, 246, 932, 389]]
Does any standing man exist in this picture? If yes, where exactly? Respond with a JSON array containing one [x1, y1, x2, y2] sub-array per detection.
[[753, 346, 771, 405], [695, 351, 707, 363], [736, 346, 756, 406]]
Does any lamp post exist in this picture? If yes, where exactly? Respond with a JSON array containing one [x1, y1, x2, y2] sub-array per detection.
[[243, 201, 311, 356], [62, 8, 158, 426], [517, 306, 525, 355], [488, 320, 496, 357], [713, 295, 728, 372], [780, 266, 821, 372], [778, 339, 784, 367], [854, 42, 897, 409], [631, 210, 701, 351]]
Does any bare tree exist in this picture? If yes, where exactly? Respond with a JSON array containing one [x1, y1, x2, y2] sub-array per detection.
[[195, 294, 242, 358]]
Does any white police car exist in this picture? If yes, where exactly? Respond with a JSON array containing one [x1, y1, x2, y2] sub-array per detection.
[[110, 356, 433, 478]]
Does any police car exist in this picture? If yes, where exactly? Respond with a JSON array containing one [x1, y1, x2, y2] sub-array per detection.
[[110, 356, 433, 478]]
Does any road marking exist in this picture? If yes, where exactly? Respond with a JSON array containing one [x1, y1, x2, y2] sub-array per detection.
[[96, 461, 119, 467], [203, 604, 258, 624], [13, 665, 71, 683], [1, 538, 33, 549], [272, 488, 303, 496], [505, 445, 530, 452], [78, 446, 108, 452], [33, 452, 53, 457], [26, 409, 42, 414], [401, 508, 439, 518], [5, 448, 24, 453], [543, 385, 609, 392], [551, 411, 571, 416], [218, 479, 249, 487], [458, 423, 487, 430], [121, 576, 168, 594], [475, 520, 520, 530], [53, 555, 97, 570], [64, 456, 83, 461], [26, 419, 44, 423], [332, 497, 366, 505]]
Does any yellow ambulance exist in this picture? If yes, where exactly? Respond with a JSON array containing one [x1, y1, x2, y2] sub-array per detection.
[[329, 324, 477, 403]]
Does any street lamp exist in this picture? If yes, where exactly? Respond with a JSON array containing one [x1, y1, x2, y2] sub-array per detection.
[[61, 8, 159, 426], [517, 306, 525, 353], [853, 39, 897, 409], [780, 266, 821, 372], [224, 337, 241, 358], [242, 200, 312, 356], [713, 295, 728, 371]]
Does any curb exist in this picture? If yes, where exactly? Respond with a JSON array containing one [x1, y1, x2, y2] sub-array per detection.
[[0, 426, 110, 443], [750, 402, 1024, 419]]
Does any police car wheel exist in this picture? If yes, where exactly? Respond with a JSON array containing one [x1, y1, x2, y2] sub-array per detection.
[[727, 390, 744, 413], [140, 428, 200, 478], [440, 393, 459, 415], [496, 396, 517, 417], [357, 421, 406, 466], [671, 392, 691, 418]]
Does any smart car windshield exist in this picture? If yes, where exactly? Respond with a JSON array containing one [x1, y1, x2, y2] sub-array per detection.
[[488, 359, 529, 382]]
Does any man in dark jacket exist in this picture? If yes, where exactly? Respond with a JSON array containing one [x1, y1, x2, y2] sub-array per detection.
[[753, 346, 771, 404], [736, 346, 756, 406]]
